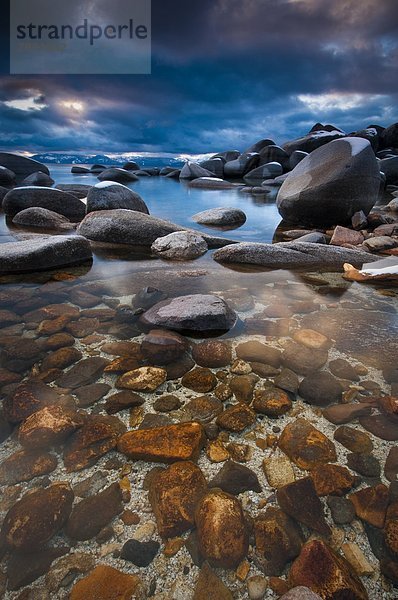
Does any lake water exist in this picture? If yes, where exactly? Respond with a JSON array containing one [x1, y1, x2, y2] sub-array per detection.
[[0, 166, 397, 598]]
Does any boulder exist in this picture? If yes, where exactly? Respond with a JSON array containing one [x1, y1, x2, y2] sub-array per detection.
[[212, 150, 240, 162], [97, 168, 139, 183], [192, 207, 246, 227], [71, 166, 90, 174], [259, 145, 289, 170], [244, 162, 283, 183], [21, 171, 54, 187], [55, 184, 92, 198], [12, 207, 73, 229], [86, 181, 149, 214], [380, 122, 398, 149], [180, 162, 216, 180], [289, 150, 308, 170], [69, 565, 142, 600], [123, 161, 140, 170], [244, 139, 275, 153], [189, 177, 236, 189], [90, 164, 108, 173], [282, 128, 346, 155], [0, 165, 16, 186], [224, 153, 259, 178], [0, 152, 50, 183], [277, 137, 380, 227], [3, 186, 86, 220], [139, 294, 237, 334], [0, 236, 92, 274], [77, 209, 235, 248], [380, 156, 398, 185], [350, 127, 379, 151], [199, 158, 224, 177], [213, 241, 377, 269], [151, 231, 208, 260]]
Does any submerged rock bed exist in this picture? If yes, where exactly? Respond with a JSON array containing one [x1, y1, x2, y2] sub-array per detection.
[[0, 262, 397, 599]]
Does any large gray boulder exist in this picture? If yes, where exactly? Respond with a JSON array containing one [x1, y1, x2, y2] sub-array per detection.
[[189, 177, 236, 189], [55, 184, 92, 199], [21, 171, 54, 187], [0, 153, 50, 183], [0, 236, 92, 274], [199, 158, 224, 177], [243, 139, 275, 154], [276, 138, 381, 227], [224, 153, 259, 178], [282, 128, 346, 155], [86, 181, 149, 214], [289, 151, 308, 170], [139, 294, 237, 333], [213, 241, 379, 269], [192, 207, 246, 227], [380, 122, 398, 149], [212, 150, 240, 163], [77, 209, 235, 248], [349, 127, 379, 151], [12, 207, 73, 230], [379, 156, 398, 185], [2, 187, 86, 221], [258, 145, 289, 170], [179, 162, 215, 180], [244, 162, 283, 183], [151, 231, 208, 260], [71, 166, 90, 174], [97, 168, 139, 183], [0, 166, 16, 186]]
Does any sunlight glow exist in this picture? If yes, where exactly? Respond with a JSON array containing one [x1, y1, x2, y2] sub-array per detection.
[[4, 96, 46, 111], [60, 100, 85, 113], [297, 93, 383, 112]]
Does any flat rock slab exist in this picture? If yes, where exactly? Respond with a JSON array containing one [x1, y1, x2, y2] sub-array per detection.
[[77, 209, 235, 249], [139, 294, 237, 334], [0, 236, 92, 274], [213, 241, 378, 269]]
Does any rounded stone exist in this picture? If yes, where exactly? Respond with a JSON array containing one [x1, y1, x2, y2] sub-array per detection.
[[151, 231, 208, 260], [181, 367, 218, 393], [192, 340, 232, 368]]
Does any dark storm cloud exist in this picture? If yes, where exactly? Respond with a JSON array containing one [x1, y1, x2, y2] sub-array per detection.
[[0, 0, 397, 152]]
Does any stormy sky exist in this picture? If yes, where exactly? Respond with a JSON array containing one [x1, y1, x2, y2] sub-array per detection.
[[0, 0, 397, 154]]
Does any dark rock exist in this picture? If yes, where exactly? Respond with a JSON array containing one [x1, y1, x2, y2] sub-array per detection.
[[13, 207, 73, 230], [21, 171, 54, 187], [327, 496, 356, 525], [349, 483, 389, 528], [199, 157, 225, 177], [66, 483, 123, 541], [86, 182, 148, 214], [359, 414, 398, 441], [105, 390, 145, 414], [282, 127, 346, 155], [121, 539, 160, 567], [0, 165, 16, 186], [18, 405, 84, 449], [329, 358, 360, 381], [277, 477, 331, 536], [274, 368, 300, 394], [282, 341, 328, 376], [216, 403, 256, 432], [55, 184, 92, 198], [323, 403, 373, 425], [244, 162, 283, 183], [193, 562, 233, 599], [74, 383, 111, 407], [182, 396, 223, 424], [132, 286, 168, 310], [224, 153, 259, 178], [299, 371, 343, 406], [253, 387, 292, 417], [181, 367, 218, 393], [236, 341, 281, 367], [141, 329, 188, 364], [385, 447, 398, 482], [55, 357, 109, 389], [192, 340, 232, 368], [7, 546, 68, 591], [0, 449, 57, 485], [3, 187, 85, 220], [3, 380, 60, 423], [180, 162, 216, 180], [334, 426, 373, 454], [0, 152, 50, 183], [153, 395, 182, 412], [97, 168, 139, 183], [0, 236, 92, 274], [346, 453, 381, 478], [209, 460, 261, 495], [230, 374, 258, 403]]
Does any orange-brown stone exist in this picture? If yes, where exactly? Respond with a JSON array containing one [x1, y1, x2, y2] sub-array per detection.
[[149, 461, 207, 538], [311, 463, 356, 496], [70, 565, 142, 600], [118, 422, 205, 463], [349, 484, 389, 528], [18, 405, 84, 449], [289, 540, 368, 600], [278, 418, 337, 470], [216, 403, 256, 432]]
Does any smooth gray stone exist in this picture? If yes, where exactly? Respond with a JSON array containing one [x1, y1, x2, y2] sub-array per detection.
[[86, 182, 149, 214], [0, 152, 50, 183], [2, 186, 86, 220]]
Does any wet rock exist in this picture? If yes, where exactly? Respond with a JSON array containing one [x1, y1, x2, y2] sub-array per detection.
[[182, 396, 223, 424], [104, 357, 140, 374], [132, 286, 168, 310], [330, 225, 364, 246], [263, 455, 295, 489], [152, 231, 208, 260], [192, 340, 232, 368], [0, 449, 57, 485], [116, 366, 167, 391], [40, 347, 82, 372], [277, 477, 331, 536], [289, 539, 368, 600], [141, 329, 188, 364], [359, 414, 398, 441], [18, 405, 84, 449], [74, 383, 111, 407], [323, 403, 373, 425], [349, 484, 389, 528], [216, 403, 256, 432], [334, 425, 373, 454], [346, 452, 381, 478], [118, 422, 205, 463], [66, 483, 123, 541], [3, 380, 59, 423], [140, 294, 237, 334], [55, 357, 109, 389], [138, 413, 173, 429], [230, 374, 258, 403], [166, 353, 195, 380], [153, 394, 182, 412], [6, 546, 69, 591], [121, 539, 160, 567], [298, 371, 343, 406], [69, 565, 142, 600], [282, 341, 328, 376], [209, 461, 261, 495], [292, 329, 330, 350], [86, 181, 148, 214], [311, 463, 356, 496], [182, 367, 218, 393], [254, 507, 304, 575], [1, 483, 74, 551], [280, 587, 322, 600], [377, 395, 398, 423], [274, 368, 300, 394], [236, 341, 281, 367], [192, 207, 246, 227], [12, 207, 72, 230], [3, 185, 86, 219], [63, 415, 126, 472], [246, 575, 268, 600], [195, 489, 249, 568], [45, 553, 95, 593], [193, 562, 233, 599], [385, 447, 398, 482], [278, 418, 337, 470], [65, 317, 99, 338], [253, 386, 292, 417], [327, 496, 356, 525], [105, 390, 145, 414], [329, 358, 361, 381], [149, 461, 207, 538]]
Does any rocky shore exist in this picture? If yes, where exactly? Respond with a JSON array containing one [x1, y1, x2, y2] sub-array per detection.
[[0, 121, 397, 599]]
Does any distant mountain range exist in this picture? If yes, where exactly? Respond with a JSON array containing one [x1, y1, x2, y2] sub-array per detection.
[[30, 152, 213, 168]]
